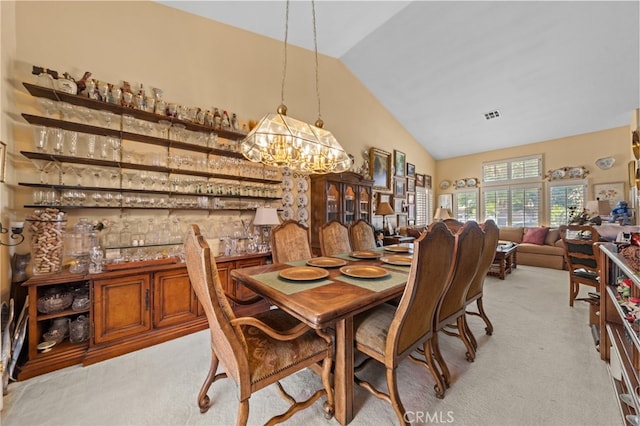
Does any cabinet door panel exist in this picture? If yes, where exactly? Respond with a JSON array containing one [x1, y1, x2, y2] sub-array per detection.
[[153, 269, 198, 328], [233, 258, 267, 300], [93, 274, 151, 344]]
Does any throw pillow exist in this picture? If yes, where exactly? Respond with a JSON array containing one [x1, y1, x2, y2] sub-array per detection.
[[523, 227, 549, 245], [545, 228, 560, 246]]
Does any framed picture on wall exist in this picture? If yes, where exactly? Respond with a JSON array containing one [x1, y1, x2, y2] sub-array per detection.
[[394, 177, 406, 197], [398, 214, 407, 228], [407, 163, 415, 178], [425, 174, 432, 189], [593, 182, 625, 208], [407, 193, 415, 204], [407, 178, 415, 193], [0, 141, 6, 183], [369, 147, 392, 191], [394, 150, 406, 177], [416, 173, 425, 187], [438, 194, 452, 212]]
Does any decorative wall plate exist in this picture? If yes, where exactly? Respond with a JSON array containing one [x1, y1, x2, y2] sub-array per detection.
[[550, 168, 566, 179], [296, 207, 309, 222], [297, 193, 308, 207], [465, 178, 477, 187], [282, 192, 294, 206], [595, 157, 615, 170], [455, 179, 466, 189], [439, 180, 450, 190], [296, 177, 308, 192], [282, 176, 293, 190], [281, 206, 294, 221], [568, 167, 587, 178]]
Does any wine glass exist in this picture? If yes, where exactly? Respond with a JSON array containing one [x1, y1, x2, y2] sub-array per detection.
[[91, 191, 102, 207], [171, 123, 186, 142], [98, 136, 109, 160], [91, 168, 103, 187], [122, 115, 136, 133], [36, 98, 58, 117], [30, 159, 52, 184], [100, 110, 116, 129], [32, 125, 48, 152]]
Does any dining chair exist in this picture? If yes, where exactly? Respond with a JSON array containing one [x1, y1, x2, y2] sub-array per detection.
[[349, 219, 377, 251], [270, 219, 313, 263], [352, 221, 456, 423], [431, 221, 484, 387], [184, 224, 334, 425], [463, 219, 500, 349], [442, 218, 464, 233], [559, 224, 601, 307], [319, 220, 352, 256]]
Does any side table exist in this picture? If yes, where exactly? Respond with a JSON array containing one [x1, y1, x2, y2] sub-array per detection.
[[488, 244, 518, 280]]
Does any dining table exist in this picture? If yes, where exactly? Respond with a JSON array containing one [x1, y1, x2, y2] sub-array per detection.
[[230, 246, 413, 425]]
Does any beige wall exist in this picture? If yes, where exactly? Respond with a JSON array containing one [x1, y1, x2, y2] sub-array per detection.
[[436, 125, 631, 225]]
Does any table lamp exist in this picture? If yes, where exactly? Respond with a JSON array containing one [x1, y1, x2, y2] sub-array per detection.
[[376, 202, 395, 235], [253, 206, 280, 245], [434, 207, 451, 221]]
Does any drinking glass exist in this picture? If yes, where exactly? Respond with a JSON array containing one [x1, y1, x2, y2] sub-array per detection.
[[86, 134, 97, 158], [49, 128, 64, 155], [122, 115, 136, 133], [64, 130, 78, 156], [98, 136, 109, 160], [36, 98, 57, 117], [108, 137, 121, 162], [33, 125, 48, 152], [59, 102, 75, 121], [100, 111, 116, 129], [91, 192, 102, 206], [31, 158, 53, 183], [171, 123, 186, 142]]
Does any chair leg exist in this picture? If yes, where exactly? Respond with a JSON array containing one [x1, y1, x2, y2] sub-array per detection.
[[476, 297, 493, 335], [463, 315, 477, 350], [423, 340, 446, 399], [432, 332, 451, 388], [237, 399, 249, 426], [570, 280, 577, 307], [458, 317, 475, 362], [387, 367, 409, 426], [198, 352, 220, 413]]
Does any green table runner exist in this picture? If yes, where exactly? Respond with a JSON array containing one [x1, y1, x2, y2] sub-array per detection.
[[251, 270, 332, 295], [333, 269, 408, 292]]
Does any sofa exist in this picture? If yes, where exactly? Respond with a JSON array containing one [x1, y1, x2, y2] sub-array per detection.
[[498, 226, 566, 270]]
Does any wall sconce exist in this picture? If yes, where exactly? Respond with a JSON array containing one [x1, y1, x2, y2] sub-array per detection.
[[0, 220, 25, 247]]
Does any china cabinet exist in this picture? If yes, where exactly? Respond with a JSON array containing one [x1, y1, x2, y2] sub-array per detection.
[[310, 172, 373, 254], [598, 243, 640, 422]]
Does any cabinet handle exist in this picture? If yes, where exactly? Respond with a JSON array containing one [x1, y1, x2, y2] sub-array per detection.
[[145, 289, 149, 311]]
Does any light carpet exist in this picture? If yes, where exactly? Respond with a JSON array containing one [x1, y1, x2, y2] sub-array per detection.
[[1, 266, 622, 425]]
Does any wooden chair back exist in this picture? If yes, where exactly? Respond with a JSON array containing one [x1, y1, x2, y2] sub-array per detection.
[[391, 221, 456, 357], [560, 224, 601, 306], [270, 220, 312, 263], [438, 221, 485, 325], [466, 220, 500, 302], [183, 224, 247, 383], [319, 220, 352, 256], [349, 219, 377, 251], [443, 218, 464, 233]]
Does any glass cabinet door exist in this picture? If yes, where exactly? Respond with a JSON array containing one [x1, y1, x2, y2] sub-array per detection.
[[327, 183, 340, 222], [359, 186, 371, 222], [344, 184, 356, 224]]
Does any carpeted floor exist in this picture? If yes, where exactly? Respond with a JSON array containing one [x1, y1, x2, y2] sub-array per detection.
[[1, 265, 622, 425]]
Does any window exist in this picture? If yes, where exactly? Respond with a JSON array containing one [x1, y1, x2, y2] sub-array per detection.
[[482, 155, 543, 227], [547, 180, 587, 227], [454, 190, 478, 222], [482, 184, 542, 227], [482, 155, 542, 184], [415, 187, 432, 226]]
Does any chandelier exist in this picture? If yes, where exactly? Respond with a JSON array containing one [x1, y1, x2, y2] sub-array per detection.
[[240, 0, 351, 175]]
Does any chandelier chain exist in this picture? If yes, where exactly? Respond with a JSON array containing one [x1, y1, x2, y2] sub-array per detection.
[[312, 0, 321, 121], [280, 0, 290, 107]]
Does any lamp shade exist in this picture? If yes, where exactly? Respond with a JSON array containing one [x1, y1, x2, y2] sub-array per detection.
[[376, 202, 395, 216], [253, 207, 281, 226], [434, 207, 451, 221]]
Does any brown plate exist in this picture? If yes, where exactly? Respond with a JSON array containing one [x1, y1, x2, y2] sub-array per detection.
[[380, 255, 413, 266], [384, 245, 410, 253], [306, 257, 347, 268], [349, 250, 383, 259], [279, 266, 329, 281], [340, 265, 389, 279]]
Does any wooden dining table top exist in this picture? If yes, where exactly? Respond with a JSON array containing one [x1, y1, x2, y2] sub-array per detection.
[[229, 250, 411, 330]]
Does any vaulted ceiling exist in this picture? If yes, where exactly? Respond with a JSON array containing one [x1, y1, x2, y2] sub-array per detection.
[[159, 1, 640, 160]]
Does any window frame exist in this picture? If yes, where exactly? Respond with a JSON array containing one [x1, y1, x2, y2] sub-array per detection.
[[546, 179, 588, 227]]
